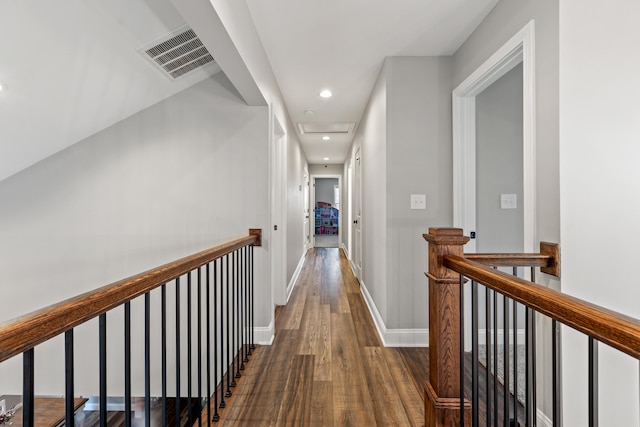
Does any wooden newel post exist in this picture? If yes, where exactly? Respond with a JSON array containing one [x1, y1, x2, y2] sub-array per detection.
[[423, 228, 471, 427]]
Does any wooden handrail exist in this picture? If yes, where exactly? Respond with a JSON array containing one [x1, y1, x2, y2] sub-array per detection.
[[444, 254, 640, 360], [0, 230, 261, 364], [464, 241, 560, 276], [463, 253, 551, 267]]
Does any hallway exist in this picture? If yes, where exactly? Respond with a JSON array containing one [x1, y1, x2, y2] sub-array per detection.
[[214, 248, 427, 426]]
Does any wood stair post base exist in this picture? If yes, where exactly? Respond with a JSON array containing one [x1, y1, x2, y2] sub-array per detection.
[[423, 228, 471, 427], [425, 382, 471, 427]]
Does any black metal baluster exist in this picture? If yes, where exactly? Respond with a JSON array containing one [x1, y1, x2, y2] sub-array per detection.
[[220, 255, 231, 408], [225, 254, 233, 397], [512, 267, 518, 427], [589, 338, 599, 427], [525, 306, 532, 427], [504, 293, 510, 427], [125, 302, 132, 427], [236, 250, 242, 378], [99, 313, 107, 427], [145, 292, 151, 427], [65, 329, 74, 427], [459, 274, 466, 426], [162, 284, 167, 427], [23, 348, 35, 427], [214, 258, 222, 417], [486, 286, 492, 427], [231, 251, 238, 386], [244, 246, 249, 365], [552, 320, 561, 426], [239, 248, 245, 372], [250, 245, 255, 352], [472, 281, 479, 427], [188, 272, 193, 426], [531, 268, 537, 427], [206, 263, 214, 425], [176, 277, 181, 427], [493, 287, 498, 427], [198, 267, 203, 427]]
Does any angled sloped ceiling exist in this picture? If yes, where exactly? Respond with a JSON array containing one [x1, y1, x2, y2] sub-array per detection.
[[0, 0, 220, 182]]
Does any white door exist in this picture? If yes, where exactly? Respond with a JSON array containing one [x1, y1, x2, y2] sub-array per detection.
[[353, 148, 362, 280], [271, 123, 287, 306], [303, 168, 310, 250]]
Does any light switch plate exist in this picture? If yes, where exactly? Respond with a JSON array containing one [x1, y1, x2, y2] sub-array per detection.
[[411, 194, 426, 210], [500, 194, 517, 209]]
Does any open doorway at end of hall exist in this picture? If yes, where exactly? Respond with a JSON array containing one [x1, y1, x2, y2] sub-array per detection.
[[313, 177, 340, 248]]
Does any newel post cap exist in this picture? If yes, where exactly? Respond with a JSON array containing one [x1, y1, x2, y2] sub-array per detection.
[[423, 228, 470, 245]]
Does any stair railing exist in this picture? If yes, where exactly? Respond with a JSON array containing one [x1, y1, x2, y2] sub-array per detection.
[[0, 229, 261, 427], [424, 227, 640, 427]]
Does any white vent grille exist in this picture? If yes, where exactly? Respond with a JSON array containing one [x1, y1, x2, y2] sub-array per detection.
[[139, 26, 215, 80]]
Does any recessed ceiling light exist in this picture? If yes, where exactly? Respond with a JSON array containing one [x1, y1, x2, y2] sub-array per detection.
[[304, 110, 314, 116], [319, 90, 333, 98], [323, 157, 329, 161], [0, 82, 5, 93], [322, 136, 331, 141]]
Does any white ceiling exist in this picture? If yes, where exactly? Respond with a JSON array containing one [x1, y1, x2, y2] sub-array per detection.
[[0, 0, 499, 182], [245, 0, 499, 165]]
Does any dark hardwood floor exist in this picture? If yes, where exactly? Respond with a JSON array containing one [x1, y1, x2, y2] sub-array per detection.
[[55, 247, 523, 426], [208, 248, 426, 426]]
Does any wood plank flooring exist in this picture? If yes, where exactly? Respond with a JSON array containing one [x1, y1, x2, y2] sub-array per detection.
[[212, 248, 426, 426]]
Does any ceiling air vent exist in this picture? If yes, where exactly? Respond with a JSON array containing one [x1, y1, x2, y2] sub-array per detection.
[[139, 26, 215, 80]]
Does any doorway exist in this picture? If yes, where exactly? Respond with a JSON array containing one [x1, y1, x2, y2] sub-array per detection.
[[271, 118, 287, 306], [311, 176, 341, 248], [476, 63, 524, 253], [452, 20, 536, 254]]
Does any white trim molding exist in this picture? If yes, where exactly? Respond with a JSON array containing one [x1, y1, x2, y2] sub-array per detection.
[[255, 322, 275, 346], [453, 20, 537, 254], [286, 250, 307, 303], [340, 242, 350, 260], [360, 280, 428, 347]]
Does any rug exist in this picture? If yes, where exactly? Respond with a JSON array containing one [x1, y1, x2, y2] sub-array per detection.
[[477, 344, 526, 403]]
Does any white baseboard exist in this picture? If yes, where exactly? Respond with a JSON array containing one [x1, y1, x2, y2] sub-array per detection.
[[340, 243, 350, 260], [537, 408, 553, 427], [349, 260, 357, 277], [255, 321, 274, 345], [286, 251, 307, 303], [359, 280, 429, 347]]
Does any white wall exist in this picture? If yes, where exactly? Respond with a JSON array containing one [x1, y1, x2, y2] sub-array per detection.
[[452, 1, 559, 419], [0, 74, 270, 396], [476, 63, 524, 253], [315, 178, 338, 206], [286, 136, 308, 283], [347, 56, 452, 344], [309, 164, 343, 175], [204, 0, 309, 313], [354, 64, 388, 322], [385, 57, 453, 331], [453, 0, 560, 256], [560, 1, 640, 425]]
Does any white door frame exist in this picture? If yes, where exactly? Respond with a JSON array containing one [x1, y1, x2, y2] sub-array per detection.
[[303, 167, 311, 252], [452, 20, 537, 254], [310, 174, 342, 249], [270, 114, 287, 306], [352, 146, 362, 280]]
